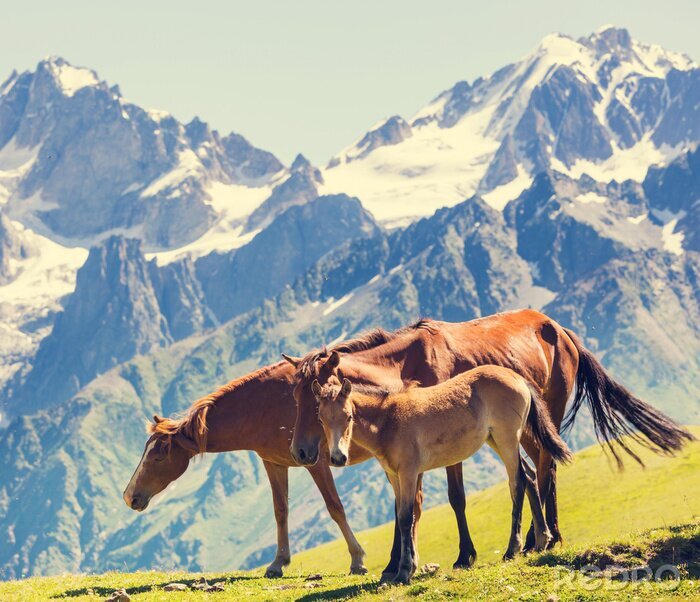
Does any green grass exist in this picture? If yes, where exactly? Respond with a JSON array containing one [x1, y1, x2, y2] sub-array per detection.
[[2, 428, 699, 601]]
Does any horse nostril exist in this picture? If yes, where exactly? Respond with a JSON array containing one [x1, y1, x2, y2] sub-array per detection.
[[298, 448, 306, 461]]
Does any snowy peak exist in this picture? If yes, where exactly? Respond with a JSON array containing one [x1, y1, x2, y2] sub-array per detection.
[[0, 56, 286, 251], [331, 115, 413, 165], [321, 27, 699, 224], [38, 56, 101, 97]]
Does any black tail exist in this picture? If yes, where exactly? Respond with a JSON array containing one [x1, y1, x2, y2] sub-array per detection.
[[527, 383, 572, 464], [562, 328, 695, 468]]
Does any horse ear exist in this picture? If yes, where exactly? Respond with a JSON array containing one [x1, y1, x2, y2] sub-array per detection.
[[341, 378, 352, 397], [281, 353, 301, 368], [153, 415, 164, 424], [173, 432, 200, 454], [311, 379, 322, 396], [326, 350, 341, 370]]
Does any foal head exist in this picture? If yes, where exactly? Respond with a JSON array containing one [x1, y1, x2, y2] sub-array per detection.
[[285, 350, 342, 466], [122, 416, 197, 511], [312, 377, 354, 467]]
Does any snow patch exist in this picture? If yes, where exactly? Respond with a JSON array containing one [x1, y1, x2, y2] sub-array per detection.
[[482, 166, 532, 211], [576, 192, 607, 204], [0, 222, 87, 303], [627, 213, 647, 224], [323, 293, 354, 316], [140, 149, 204, 198], [661, 218, 685, 255], [50, 61, 99, 97]]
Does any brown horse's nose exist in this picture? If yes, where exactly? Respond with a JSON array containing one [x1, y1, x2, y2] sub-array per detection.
[[330, 451, 347, 467], [123, 490, 133, 507], [291, 444, 319, 466]]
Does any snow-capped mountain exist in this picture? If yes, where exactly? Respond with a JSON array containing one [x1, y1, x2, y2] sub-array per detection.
[[322, 26, 697, 224]]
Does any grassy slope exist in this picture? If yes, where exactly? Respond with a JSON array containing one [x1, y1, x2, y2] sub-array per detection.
[[1, 428, 699, 601], [291, 426, 700, 574]]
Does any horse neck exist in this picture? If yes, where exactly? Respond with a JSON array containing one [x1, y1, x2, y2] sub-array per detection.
[[204, 366, 294, 453], [340, 341, 415, 385], [349, 392, 391, 458]]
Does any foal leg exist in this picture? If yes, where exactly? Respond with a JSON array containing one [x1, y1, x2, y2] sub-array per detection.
[[307, 461, 367, 575], [393, 469, 420, 585], [446, 463, 477, 568], [520, 456, 552, 551], [488, 437, 526, 560], [382, 471, 425, 580], [262, 461, 291, 577]]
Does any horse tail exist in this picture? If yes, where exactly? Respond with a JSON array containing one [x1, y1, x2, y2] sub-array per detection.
[[561, 328, 694, 468], [526, 382, 572, 464]]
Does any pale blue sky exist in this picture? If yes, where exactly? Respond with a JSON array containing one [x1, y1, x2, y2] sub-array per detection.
[[1, 1, 697, 164]]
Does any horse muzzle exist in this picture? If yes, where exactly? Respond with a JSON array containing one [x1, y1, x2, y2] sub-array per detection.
[[330, 451, 348, 467], [290, 442, 320, 466], [123, 491, 150, 512]]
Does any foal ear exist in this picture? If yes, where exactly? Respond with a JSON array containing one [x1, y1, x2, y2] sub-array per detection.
[[326, 350, 341, 370], [281, 353, 301, 368], [311, 379, 323, 396], [341, 378, 352, 397], [153, 414, 164, 424]]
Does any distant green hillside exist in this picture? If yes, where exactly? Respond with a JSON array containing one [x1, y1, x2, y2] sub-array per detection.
[[290, 426, 700, 574], [1, 429, 698, 601]]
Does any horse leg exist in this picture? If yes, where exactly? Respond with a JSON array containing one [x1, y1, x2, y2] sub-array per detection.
[[307, 461, 367, 575], [488, 435, 526, 560], [262, 461, 291, 578], [393, 469, 420, 585], [446, 463, 477, 568], [520, 455, 552, 551], [412, 473, 423, 563], [382, 499, 401, 581], [381, 470, 425, 580], [545, 460, 560, 548], [520, 433, 540, 552]]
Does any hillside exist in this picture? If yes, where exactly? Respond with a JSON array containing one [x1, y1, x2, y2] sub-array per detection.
[[290, 426, 700, 574], [1, 431, 698, 601]]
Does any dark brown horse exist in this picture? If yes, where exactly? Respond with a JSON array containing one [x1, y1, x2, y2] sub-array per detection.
[[123, 362, 369, 577], [286, 309, 693, 565]]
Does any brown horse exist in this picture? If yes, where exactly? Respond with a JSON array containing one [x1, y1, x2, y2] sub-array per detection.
[[312, 366, 572, 584], [286, 309, 693, 562], [123, 361, 369, 577]]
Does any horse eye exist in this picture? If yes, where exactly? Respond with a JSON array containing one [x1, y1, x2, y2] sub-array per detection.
[[346, 415, 352, 423], [154, 455, 165, 462]]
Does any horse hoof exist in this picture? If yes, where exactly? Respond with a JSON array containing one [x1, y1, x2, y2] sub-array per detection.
[[391, 572, 411, 585], [380, 572, 395, 584], [453, 550, 477, 569], [264, 567, 283, 578], [350, 565, 368, 575]]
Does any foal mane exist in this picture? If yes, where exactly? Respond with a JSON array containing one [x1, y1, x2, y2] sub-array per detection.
[[148, 363, 283, 454], [297, 318, 437, 378]]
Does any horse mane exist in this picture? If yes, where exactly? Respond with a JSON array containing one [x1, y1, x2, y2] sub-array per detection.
[[147, 362, 285, 454], [297, 318, 437, 378]]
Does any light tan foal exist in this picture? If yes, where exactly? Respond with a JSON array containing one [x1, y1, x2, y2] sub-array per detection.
[[312, 365, 572, 585]]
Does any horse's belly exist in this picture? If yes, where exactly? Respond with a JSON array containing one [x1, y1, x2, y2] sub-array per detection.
[[420, 426, 488, 471]]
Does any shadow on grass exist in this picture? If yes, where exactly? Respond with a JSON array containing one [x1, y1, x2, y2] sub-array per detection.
[[53, 575, 256, 598], [531, 522, 700, 578], [295, 580, 383, 602]]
